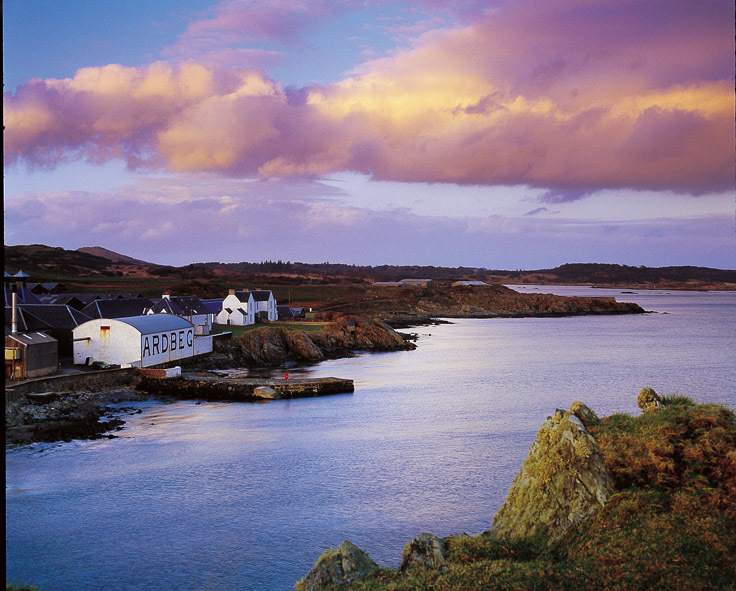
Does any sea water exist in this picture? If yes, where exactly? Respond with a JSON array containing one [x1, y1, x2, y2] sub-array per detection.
[[6, 287, 735, 591]]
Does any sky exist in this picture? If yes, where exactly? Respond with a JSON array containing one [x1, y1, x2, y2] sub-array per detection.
[[4, 0, 735, 269]]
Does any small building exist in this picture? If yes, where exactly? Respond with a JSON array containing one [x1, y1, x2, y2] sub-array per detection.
[[147, 295, 212, 336], [6, 304, 91, 357], [277, 306, 305, 320], [372, 279, 433, 288], [452, 280, 489, 287], [5, 331, 58, 380], [73, 315, 196, 368], [398, 279, 433, 288]]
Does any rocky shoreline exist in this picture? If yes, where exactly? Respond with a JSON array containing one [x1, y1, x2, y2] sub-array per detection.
[[183, 317, 417, 370], [5, 387, 149, 446], [4, 295, 645, 446], [368, 284, 647, 321]]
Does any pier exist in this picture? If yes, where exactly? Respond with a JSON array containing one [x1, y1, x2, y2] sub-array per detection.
[[136, 373, 354, 401]]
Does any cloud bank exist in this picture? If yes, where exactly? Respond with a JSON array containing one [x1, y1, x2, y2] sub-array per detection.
[[5, 0, 733, 196], [5, 177, 732, 268]]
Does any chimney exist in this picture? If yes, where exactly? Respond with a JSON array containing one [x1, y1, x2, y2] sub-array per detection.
[[162, 294, 170, 299], [11, 285, 18, 334], [229, 289, 235, 296]]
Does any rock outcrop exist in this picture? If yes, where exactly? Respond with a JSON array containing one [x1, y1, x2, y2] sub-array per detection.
[[637, 386, 663, 413], [187, 318, 416, 369], [5, 388, 142, 444], [311, 319, 413, 355], [492, 402, 616, 544], [295, 540, 379, 591], [238, 327, 326, 366], [400, 532, 449, 571], [369, 284, 647, 321]]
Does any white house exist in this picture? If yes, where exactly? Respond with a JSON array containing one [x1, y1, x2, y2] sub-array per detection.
[[216, 290, 255, 326], [216, 289, 278, 325], [147, 295, 212, 335], [73, 315, 196, 368], [250, 290, 278, 322]]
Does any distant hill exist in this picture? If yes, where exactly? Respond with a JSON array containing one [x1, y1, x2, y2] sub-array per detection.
[[4, 244, 735, 290], [76, 246, 150, 266]]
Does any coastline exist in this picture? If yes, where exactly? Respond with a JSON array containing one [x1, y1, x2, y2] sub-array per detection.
[[5, 292, 648, 447]]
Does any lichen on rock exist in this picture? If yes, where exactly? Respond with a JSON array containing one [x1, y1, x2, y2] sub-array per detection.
[[295, 540, 378, 591], [637, 386, 663, 414], [492, 403, 616, 544], [400, 532, 449, 571]]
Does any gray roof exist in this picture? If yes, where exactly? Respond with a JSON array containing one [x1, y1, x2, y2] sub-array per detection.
[[6, 305, 92, 331], [233, 290, 272, 302], [150, 296, 209, 316], [233, 290, 255, 302], [110, 315, 193, 335], [250, 290, 273, 301], [7, 331, 58, 346], [201, 298, 224, 314], [81, 298, 154, 319]]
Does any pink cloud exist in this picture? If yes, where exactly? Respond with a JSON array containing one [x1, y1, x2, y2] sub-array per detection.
[[175, 0, 347, 50], [4, 0, 733, 195]]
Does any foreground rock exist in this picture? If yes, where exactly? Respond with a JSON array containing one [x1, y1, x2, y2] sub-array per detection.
[[295, 395, 736, 590], [5, 388, 145, 445], [400, 532, 449, 570], [295, 541, 379, 591], [492, 402, 616, 543], [637, 386, 663, 413]]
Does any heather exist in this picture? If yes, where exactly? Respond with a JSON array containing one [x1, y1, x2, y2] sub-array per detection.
[[311, 396, 736, 590]]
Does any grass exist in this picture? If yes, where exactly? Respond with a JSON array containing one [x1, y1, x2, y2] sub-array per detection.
[[314, 398, 736, 591], [211, 322, 327, 338]]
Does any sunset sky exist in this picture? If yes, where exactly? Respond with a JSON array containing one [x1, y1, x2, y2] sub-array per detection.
[[4, 0, 734, 269]]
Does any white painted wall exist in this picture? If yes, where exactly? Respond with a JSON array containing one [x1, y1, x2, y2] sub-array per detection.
[[73, 318, 195, 367], [140, 327, 194, 367], [73, 319, 142, 367], [254, 293, 278, 321], [194, 335, 213, 356], [216, 293, 255, 325]]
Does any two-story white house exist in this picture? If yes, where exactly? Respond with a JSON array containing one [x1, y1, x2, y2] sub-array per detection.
[[216, 290, 256, 326], [215, 289, 278, 325], [250, 290, 278, 322]]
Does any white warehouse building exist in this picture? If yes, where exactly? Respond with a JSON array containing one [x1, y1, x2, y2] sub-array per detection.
[[73, 315, 198, 368]]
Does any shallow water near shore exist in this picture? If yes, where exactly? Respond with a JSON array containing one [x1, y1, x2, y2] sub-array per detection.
[[6, 287, 735, 591]]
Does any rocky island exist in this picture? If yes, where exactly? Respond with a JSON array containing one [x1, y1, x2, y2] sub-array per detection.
[[296, 389, 736, 591]]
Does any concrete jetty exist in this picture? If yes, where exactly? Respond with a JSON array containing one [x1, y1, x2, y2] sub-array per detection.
[[136, 374, 354, 401]]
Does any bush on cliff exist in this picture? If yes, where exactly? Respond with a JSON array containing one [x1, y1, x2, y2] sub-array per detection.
[[308, 397, 736, 591]]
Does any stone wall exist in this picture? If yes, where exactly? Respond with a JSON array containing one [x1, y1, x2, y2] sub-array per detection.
[[137, 376, 354, 401], [6, 368, 139, 401]]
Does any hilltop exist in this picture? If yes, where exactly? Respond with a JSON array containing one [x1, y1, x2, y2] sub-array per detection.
[[4, 244, 734, 292], [75, 246, 150, 266]]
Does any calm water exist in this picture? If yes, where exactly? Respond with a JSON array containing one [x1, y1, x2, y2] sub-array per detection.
[[6, 287, 735, 591]]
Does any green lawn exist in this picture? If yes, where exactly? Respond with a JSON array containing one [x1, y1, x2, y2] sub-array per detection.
[[211, 322, 326, 338]]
